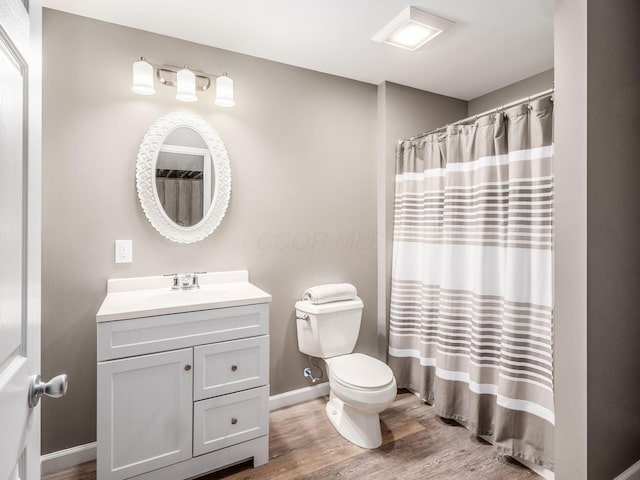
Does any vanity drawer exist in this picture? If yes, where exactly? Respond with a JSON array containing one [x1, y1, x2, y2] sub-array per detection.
[[193, 386, 269, 456], [97, 303, 269, 361], [194, 335, 269, 401]]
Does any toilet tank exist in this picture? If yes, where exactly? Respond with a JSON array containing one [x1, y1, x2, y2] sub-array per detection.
[[295, 297, 363, 359]]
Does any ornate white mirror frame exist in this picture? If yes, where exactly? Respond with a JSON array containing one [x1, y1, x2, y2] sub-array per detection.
[[135, 111, 231, 243]]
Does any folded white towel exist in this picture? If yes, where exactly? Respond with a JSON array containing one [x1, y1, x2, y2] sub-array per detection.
[[302, 283, 358, 304]]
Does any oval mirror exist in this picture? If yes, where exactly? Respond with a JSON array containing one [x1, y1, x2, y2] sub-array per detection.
[[136, 112, 231, 243]]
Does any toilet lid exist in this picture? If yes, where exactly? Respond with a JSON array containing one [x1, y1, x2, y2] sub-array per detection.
[[328, 353, 394, 389]]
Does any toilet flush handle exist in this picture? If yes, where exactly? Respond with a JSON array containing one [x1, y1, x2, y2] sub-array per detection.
[[296, 314, 310, 321]]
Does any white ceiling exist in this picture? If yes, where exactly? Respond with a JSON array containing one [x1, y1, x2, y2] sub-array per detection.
[[42, 0, 554, 100]]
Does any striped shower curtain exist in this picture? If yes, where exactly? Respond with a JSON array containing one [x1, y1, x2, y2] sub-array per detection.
[[388, 97, 554, 469], [156, 177, 204, 227]]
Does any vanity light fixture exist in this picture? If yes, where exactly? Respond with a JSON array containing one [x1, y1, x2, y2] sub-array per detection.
[[372, 6, 454, 51], [131, 57, 235, 107], [131, 58, 156, 95], [215, 74, 235, 107], [176, 68, 197, 102]]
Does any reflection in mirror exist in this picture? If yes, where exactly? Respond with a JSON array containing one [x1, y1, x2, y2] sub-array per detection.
[[155, 127, 215, 227]]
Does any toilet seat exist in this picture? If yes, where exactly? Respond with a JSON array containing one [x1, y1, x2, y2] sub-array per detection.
[[327, 353, 394, 390]]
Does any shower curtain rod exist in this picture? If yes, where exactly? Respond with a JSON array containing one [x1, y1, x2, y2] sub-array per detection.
[[405, 87, 555, 142]]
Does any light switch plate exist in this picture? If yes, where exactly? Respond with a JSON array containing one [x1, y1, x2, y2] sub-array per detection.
[[115, 240, 133, 263]]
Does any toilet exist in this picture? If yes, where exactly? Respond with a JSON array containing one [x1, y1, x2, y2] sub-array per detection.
[[295, 297, 397, 449]]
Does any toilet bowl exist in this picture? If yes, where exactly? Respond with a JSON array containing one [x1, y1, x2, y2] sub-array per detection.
[[324, 353, 397, 448], [295, 297, 397, 449]]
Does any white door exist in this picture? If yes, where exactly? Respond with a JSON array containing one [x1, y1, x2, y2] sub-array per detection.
[[0, 1, 42, 479]]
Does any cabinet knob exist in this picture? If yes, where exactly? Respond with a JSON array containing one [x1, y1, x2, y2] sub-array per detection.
[[231, 417, 238, 425], [231, 364, 238, 372], [184, 364, 192, 371]]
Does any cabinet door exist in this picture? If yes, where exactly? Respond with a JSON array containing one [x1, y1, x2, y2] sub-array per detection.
[[194, 336, 269, 400], [97, 349, 193, 480]]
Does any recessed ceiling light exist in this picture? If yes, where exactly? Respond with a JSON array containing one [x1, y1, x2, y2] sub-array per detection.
[[372, 6, 454, 51]]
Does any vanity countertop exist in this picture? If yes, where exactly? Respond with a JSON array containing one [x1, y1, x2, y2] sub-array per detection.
[[96, 270, 272, 322]]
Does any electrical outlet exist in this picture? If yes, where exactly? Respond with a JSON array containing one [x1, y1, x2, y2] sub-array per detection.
[[115, 240, 133, 263]]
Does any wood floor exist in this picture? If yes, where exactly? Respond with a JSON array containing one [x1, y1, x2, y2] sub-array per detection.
[[43, 391, 538, 480]]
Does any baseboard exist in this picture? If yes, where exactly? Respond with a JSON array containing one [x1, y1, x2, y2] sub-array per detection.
[[615, 458, 640, 480], [41, 442, 96, 475], [269, 382, 330, 411], [41, 383, 330, 474]]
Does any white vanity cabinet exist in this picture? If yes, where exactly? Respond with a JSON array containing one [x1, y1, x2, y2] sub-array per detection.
[[97, 348, 194, 479], [96, 272, 271, 480]]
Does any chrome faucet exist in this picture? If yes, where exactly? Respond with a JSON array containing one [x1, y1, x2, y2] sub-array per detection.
[[192, 272, 206, 289], [164, 273, 180, 290], [164, 272, 204, 290], [181, 273, 194, 289], [192, 272, 204, 288], [182, 272, 203, 289]]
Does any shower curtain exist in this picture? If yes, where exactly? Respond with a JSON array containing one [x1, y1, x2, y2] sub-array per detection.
[[388, 97, 554, 469], [156, 177, 204, 227]]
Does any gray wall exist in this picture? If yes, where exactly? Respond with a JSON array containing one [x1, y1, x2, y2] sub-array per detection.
[[467, 69, 554, 116], [586, 0, 640, 478], [375, 82, 467, 357], [42, 9, 378, 454], [554, 0, 640, 478]]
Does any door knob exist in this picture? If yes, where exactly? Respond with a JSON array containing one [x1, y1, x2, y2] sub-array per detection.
[[28, 374, 68, 408]]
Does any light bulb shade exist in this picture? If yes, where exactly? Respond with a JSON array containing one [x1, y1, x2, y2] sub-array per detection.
[[215, 74, 235, 107], [132, 60, 156, 95], [176, 68, 197, 102]]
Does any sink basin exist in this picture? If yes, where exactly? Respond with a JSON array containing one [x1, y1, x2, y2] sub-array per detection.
[[96, 270, 272, 322], [146, 288, 230, 304]]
